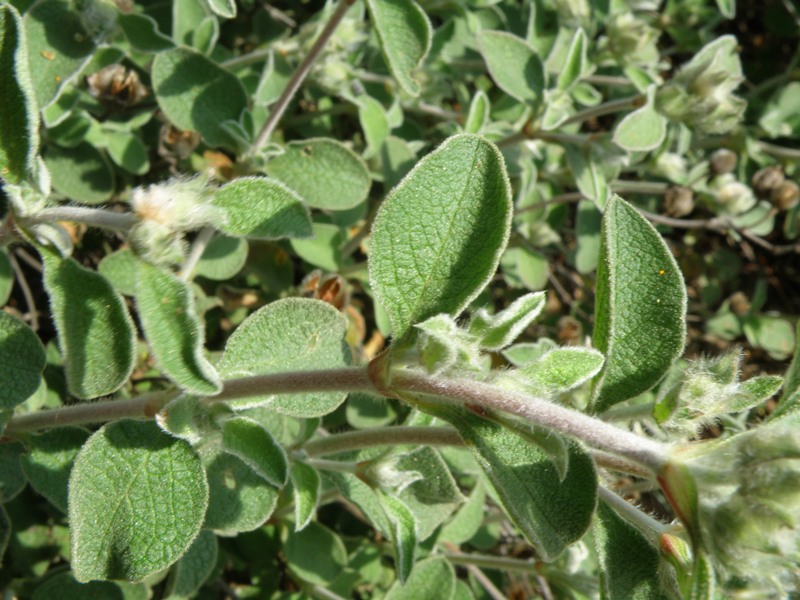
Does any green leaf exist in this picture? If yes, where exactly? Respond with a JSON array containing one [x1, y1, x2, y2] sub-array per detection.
[[743, 315, 795, 361], [516, 347, 605, 394], [464, 90, 490, 134], [565, 145, 609, 208], [594, 500, 667, 600], [221, 416, 288, 487], [0, 311, 46, 409], [69, 420, 208, 582], [469, 292, 546, 351], [557, 28, 587, 91], [575, 200, 602, 274], [731, 375, 783, 412], [592, 196, 687, 412], [359, 96, 390, 159], [44, 143, 114, 204], [365, 0, 431, 97], [265, 139, 371, 211], [0, 4, 39, 185], [41, 248, 136, 399], [117, 13, 174, 53], [500, 246, 549, 291], [106, 131, 149, 176], [135, 260, 222, 396], [369, 134, 512, 342], [201, 444, 279, 534], [31, 572, 138, 599], [290, 222, 343, 271], [384, 556, 456, 600], [439, 481, 486, 545], [769, 321, 800, 423], [689, 553, 717, 600], [206, 0, 236, 19], [613, 89, 667, 152], [424, 404, 596, 561], [24, 0, 95, 108], [194, 234, 247, 280], [290, 461, 320, 531], [0, 251, 12, 306], [380, 135, 417, 190], [152, 47, 248, 148], [478, 30, 544, 104], [218, 298, 351, 416], [0, 504, 8, 565], [715, 0, 735, 18], [284, 521, 348, 586], [98, 248, 136, 296], [21, 426, 90, 513], [0, 442, 26, 502], [212, 176, 312, 240], [163, 530, 218, 600], [378, 492, 417, 584]]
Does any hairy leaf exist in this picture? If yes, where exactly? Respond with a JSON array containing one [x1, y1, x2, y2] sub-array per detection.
[[385, 556, 455, 600], [290, 461, 320, 531], [222, 416, 288, 487], [478, 31, 544, 104], [0, 311, 46, 409]]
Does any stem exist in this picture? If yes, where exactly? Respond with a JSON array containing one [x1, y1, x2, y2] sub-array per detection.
[[561, 94, 645, 126], [252, 0, 355, 152], [220, 48, 270, 71], [584, 74, 635, 87], [179, 226, 215, 281], [756, 141, 800, 161], [28, 207, 138, 231], [9, 251, 39, 331], [442, 551, 542, 573], [4, 367, 374, 435], [391, 370, 669, 472], [302, 426, 463, 457], [598, 485, 670, 547], [304, 458, 358, 474]]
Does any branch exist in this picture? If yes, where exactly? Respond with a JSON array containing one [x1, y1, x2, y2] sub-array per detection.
[[302, 426, 463, 457], [28, 206, 138, 231]]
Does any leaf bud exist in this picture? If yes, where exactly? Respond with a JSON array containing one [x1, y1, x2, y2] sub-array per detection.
[[770, 180, 800, 211], [664, 185, 694, 217], [751, 165, 785, 199], [709, 148, 737, 175]]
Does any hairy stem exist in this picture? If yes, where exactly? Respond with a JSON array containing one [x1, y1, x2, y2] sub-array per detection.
[[302, 426, 463, 457], [598, 485, 670, 547], [390, 370, 670, 472], [28, 206, 138, 231], [562, 94, 645, 126], [179, 226, 216, 281], [252, 0, 355, 152]]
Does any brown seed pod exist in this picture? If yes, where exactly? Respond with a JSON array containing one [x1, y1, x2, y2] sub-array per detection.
[[709, 148, 737, 175], [770, 180, 800, 211], [751, 165, 785, 199], [664, 185, 695, 217]]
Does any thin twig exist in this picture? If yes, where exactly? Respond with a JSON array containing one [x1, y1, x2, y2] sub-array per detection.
[[252, 0, 355, 151], [9, 251, 39, 331], [561, 94, 645, 127], [442, 543, 508, 600], [13, 247, 43, 273], [29, 206, 138, 231], [179, 227, 216, 281]]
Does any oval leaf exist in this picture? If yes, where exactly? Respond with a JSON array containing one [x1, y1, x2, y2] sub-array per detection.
[[365, 0, 431, 96], [592, 195, 687, 412], [290, 461, 320, 531], [218, 298, 351, 416], [222, 416, 288, 487], [44, 143, 114, 204], [212, 176, 312, 240], [0, 311, 46, 409], [284, 521, 348, 586], [41, 248, 136, 399], [613, 90, 667, 152], [369, 134, 512, 342], [135, 260, 222, 395], [0, 4, 39, 185], [152, 47, 248, 148], [384, 556, 455, 600], [478, 30, 544, 105], [265, 139, 371, 211], [69, 420, 208, 582], [424, 404, 597, 561]]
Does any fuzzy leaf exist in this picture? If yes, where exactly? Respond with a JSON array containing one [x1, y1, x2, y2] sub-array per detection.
[[206, 0, 236, 19], [0, 442, 26, 502], [0, 251, 12, 306], [41, 248, 136, 399], [769, 321, 800, 424], [613, 89, 667, 152], [98, 248, 136, 296], [284, 521, 348, 586], [595, 501, 667, 600], [212, 176, 312, 240], [135, 260, 222, 396], [44, 143, 114, 204], [478, 31, 544, 104], [218, 298, 351, 416], [365, 0, 431, 96], [424, 404, 597, 561], [24, 0, 94, 108], [163, 530, 218, 600], [565, 145, 609, 208], [69, 420, 208, 582], [516, 347, 605, 394], [369, 134, 512, 343], [195, 234, 248, 280], [385, 556, 456, 600], [379, 492, 417, 584], [201, 444, 279, 534], [469, 292, 546, 351], [21, 426, 89, 513], [265, 139, 371, 211], [117, 13, 174, 53], [592, 196, 687, 412], [222, 416, 288, 487], [464, 90, 490, 134], [290, 461, 320, 531], [152, 47, 247, 148], [0, 4, 39, 185], [0, 311, 46, 409], [730, 375, 783, 412], [557, 28, 587, 91]]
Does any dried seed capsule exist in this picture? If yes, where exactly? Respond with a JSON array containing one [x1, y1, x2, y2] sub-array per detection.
[[729, 291, 750, 316], [664, 185, 695, 217], [770, 180, 800, 211], [710, 148, 737, 175], [752, 165, 785, 199]]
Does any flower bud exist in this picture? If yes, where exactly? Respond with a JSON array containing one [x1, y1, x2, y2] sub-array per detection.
[[130, 176, 224, 233], [664, 185, 694, 217], [770, 180, 800, 211], [605, 12, 661, 66], [752, 165, 785, 199], [709, 148, 737, 175], [710, 175, 756, 215]]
